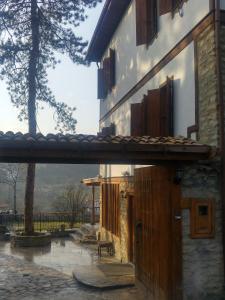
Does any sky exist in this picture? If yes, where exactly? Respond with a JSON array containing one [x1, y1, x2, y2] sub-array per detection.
[[0, 2, 104, 135]]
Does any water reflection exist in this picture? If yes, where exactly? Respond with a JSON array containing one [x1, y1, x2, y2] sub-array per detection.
[[0, 237, 97, 276], [10, 244, 51, 263]]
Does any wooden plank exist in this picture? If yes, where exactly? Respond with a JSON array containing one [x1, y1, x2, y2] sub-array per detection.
[[131, 103, 143, 136], [160, 77, 174, 136], [136, 0, 148, 45], [134, 166, 182, 299], [145, 89, 161, 136]]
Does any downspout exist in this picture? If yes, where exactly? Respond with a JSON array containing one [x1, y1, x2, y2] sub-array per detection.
[[215, 0, 225, 277]]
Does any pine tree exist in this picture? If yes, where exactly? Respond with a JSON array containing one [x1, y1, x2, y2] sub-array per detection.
[[0, 0, 101, 234]]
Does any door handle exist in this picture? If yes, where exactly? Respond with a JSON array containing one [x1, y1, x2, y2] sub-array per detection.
[[175, 215, 182, 220]]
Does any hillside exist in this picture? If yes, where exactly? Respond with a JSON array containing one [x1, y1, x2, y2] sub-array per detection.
[[0, 164, 99, 212]]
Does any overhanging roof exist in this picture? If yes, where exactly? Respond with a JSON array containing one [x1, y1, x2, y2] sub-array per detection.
[[81, 177, 101, 186], [86, 0, 132, 62], [0, 132, 212, 164]]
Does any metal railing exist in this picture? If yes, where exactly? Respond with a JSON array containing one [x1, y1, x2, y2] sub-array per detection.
[[0, 207, 100, 232]]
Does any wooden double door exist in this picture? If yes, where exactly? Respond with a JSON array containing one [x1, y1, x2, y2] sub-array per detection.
[[134, 166, 182, 300]]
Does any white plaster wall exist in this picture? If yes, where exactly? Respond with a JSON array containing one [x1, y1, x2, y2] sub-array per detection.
[[100, 0, 210, 118], [220, 0, 225, 9], [100, 43, 196, 178]]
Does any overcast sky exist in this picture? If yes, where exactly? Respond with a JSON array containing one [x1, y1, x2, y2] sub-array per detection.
[[0, 3, 104, 135]]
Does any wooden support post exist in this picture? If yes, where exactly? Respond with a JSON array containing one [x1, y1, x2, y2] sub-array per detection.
[[91, 184, 95, 225]]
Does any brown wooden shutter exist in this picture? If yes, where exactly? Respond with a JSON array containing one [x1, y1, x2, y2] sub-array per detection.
[[144, 89, 161, 136], [109, 49, 116, 89], [103, 57, 111, 92], [159, 0, 172, 15], [149, 0, 158, 42], [160, 77, 174, 136], [136, 0, 158, 46], [136, 0, 148, 46], [101, 183, 120, 236], [131, 103, 143, 136], [97, 68, 106, 99]]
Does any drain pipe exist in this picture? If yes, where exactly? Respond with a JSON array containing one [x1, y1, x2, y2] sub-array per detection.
[[215, 0, 225, 277]]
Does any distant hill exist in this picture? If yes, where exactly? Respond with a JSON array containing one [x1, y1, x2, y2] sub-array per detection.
[[0, 164, 99, 212]]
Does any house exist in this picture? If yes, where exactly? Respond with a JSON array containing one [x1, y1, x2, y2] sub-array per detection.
[[87, 0, 225, 299]]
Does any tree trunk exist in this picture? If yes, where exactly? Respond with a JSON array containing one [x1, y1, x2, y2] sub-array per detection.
[[24, 0, 39, 235]]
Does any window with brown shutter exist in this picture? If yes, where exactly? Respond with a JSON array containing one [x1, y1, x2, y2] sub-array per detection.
[[136, 0, 158, 46], [109, 49, 116, 89], [97, 49, 116, 99], [103, 57, 111, 92], [130, 78, 174, 137], [97, 68, 106, 99]]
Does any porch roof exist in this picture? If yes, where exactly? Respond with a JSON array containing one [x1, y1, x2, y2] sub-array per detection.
[[0, 131, 213, 164], [81, 177, 101, 186], [86, 0, 132, 62]]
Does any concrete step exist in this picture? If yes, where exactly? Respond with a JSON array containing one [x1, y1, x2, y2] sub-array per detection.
[[73, 263, 135, 290]]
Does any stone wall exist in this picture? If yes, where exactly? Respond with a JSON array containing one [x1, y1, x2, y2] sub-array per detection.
[[181, 163, 225, 299], [99, 179, 133, 262], [221, 25, 225, 125], [196, 25, 220, 146]]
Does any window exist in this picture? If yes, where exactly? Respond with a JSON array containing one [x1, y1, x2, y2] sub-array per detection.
[[136, 0, 158, 46], [130, 77, 173, 136], [97, 49, 116, 99], [191, 199, 215, 239], [101, 184, 120, 236]]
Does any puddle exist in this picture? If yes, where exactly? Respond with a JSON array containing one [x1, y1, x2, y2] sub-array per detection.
[[0, 237, 98, 276]]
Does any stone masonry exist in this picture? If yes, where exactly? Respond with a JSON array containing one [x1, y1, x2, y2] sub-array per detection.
[[99, 179, 133, 263], [196, 24, 220, 146], [221, 25, 225, 125], [181, 163, 225, 299], [180, 22, 225, 299]]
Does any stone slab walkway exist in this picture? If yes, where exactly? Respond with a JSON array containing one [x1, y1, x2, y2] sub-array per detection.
[[73, 263, 135, 289], [0, 254, 145, 300]]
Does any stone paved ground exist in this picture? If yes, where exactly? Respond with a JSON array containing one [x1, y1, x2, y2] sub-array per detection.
[[0, 254, 145, 300]]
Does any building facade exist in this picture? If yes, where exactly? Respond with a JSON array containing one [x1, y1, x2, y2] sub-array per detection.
[[87, 1, 225, 299]]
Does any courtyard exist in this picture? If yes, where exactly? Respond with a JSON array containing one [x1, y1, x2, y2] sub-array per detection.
[[0, 236, 145, 300]]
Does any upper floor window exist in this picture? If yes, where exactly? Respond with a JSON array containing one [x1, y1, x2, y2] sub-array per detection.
[[97, 49, 116, 99], [136, 0, 158, 46], [130, 77, 173, 136], [136, 0, 187, 46]]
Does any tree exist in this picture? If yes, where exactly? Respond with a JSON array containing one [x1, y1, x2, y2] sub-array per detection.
[[0, 0, 101, 234], [0, 164, 25, 213], [53, 185, 90, 226]]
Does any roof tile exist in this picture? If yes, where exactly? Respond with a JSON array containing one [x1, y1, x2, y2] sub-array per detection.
[[0, 132, 206, 146]]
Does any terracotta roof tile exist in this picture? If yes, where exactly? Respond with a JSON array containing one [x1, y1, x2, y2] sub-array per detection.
[[0, 131, 205, 146]]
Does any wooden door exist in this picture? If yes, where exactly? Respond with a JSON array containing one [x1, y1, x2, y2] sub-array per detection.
[[134, 166, 182, 300], [128, 195, 135, 263]]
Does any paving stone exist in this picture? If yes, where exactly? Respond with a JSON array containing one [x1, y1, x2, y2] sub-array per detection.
[[0, 253, 145, 299]]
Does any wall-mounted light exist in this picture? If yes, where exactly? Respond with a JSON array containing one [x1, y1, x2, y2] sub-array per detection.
[[120, 190, 128, 199]]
